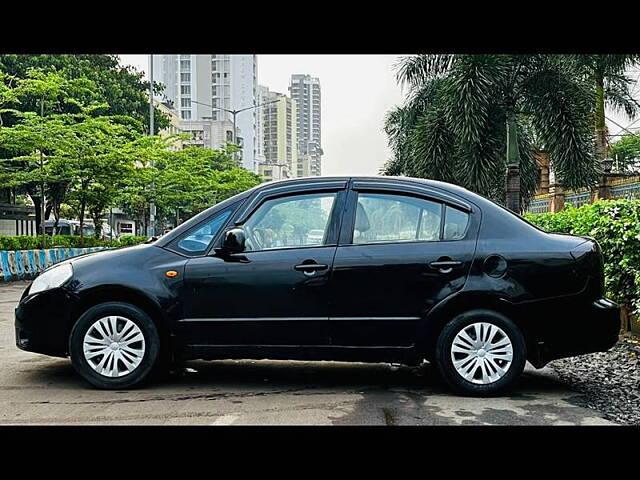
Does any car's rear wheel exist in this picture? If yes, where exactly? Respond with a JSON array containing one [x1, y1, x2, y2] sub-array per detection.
[[69, 302, 160, 389], [435, 310, 526, 396]]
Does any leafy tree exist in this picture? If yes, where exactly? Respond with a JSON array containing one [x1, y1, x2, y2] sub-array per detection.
[[0, 112, 74, 242], [384, 55, 598, 212], [0, 68, 108, 236], [569, 55, 640, 162], [609, 133, 640, 173], [0, 72, 18, 127], [153, 144, 261, 226], [0, 54, 168, 133], [59, 115, 135, 245], [116, 138, 261, 234]]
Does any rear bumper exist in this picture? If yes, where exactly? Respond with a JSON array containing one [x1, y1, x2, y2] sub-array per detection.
[[534, 297, 620, 366]]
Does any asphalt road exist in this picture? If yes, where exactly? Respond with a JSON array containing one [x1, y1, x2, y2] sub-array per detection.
[[0, 281, 616, 425]]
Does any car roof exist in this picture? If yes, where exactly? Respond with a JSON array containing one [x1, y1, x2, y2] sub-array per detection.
[[252, 175, 480, 203], [155, 175, 504, 249]]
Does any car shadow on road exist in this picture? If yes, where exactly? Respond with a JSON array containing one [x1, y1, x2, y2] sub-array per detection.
[[159, 359, 570, 398], [18, 357, 572, 399]]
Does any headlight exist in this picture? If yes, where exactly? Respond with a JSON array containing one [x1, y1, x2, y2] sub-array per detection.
[[30, 263, 73, 295]]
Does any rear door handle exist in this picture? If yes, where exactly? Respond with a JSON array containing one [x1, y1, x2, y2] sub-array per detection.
[[429, 259, 462, 273], [429, 261, 462, 268], [294, 263, 328, 276]]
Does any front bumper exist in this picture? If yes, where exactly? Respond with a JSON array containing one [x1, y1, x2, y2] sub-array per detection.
[[15, 286, 78, 358], [535, 297, 620, 365]]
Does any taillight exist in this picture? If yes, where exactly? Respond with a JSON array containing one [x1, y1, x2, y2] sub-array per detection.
[[570, 239, 604, 297]]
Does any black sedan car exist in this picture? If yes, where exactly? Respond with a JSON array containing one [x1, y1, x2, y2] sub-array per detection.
[[15, 176, 620, 395]]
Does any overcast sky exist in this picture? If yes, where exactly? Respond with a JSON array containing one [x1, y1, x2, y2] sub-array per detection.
[[119, 55, 640, 173], [119, 54, 406, 176]]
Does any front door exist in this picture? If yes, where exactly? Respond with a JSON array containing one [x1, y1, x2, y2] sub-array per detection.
[[329, 190, 477, 347], [181, 190, 344, 347]]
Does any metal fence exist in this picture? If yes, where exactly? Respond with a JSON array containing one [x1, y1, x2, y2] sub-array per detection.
[[528, 196, 550, 214], [610, 182, 640, 200], [0, 247, 107, 282], [565, 191, 592, 208], [527, 178, 640, 213]]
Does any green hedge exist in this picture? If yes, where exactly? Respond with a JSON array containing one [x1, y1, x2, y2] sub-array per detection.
[[525, 199, 640, 316], [0, 235, 148, 251]]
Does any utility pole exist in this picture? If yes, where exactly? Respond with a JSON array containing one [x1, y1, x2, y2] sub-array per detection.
[[39, 94, 46, 248], [505, 113, 521, 213], [148, 54, 156, 237], [232, 111, 237, 163]]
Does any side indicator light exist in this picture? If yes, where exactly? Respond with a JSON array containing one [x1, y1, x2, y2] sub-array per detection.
[[165, 270, 179, 278]]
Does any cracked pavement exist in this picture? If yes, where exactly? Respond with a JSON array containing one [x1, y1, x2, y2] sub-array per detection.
[[0, 281, 617, 425]]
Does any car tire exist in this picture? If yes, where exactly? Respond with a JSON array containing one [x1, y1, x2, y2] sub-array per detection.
[[69, 302, 161, 390], [435, 309, 526, 396]]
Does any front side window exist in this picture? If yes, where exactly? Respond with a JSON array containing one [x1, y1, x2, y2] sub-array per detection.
[[175, 208, 234, 255], [353, 193, 443, 244], [243, 193, 337, 252]]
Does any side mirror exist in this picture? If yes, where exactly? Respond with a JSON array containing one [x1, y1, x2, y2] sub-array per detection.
[[216, 228, 246, 255]]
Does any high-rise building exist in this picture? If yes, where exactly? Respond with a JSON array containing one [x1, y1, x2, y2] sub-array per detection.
[[152, 54, 258, 171], [258, 87, 297, 181], [255, 85, 268, 165], [289, 74, 322, 176]]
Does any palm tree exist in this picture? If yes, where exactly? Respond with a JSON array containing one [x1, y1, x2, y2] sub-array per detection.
[[569, 55, 640, 163], [383, 55, 598, 212]]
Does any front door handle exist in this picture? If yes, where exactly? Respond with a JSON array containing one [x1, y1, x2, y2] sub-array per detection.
[[429, 258, 462, 274], [294, 263, 328, 276]]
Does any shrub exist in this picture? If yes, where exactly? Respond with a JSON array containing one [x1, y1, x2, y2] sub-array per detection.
[[0, 235, 148, 251], [525, 199, 640, 316]]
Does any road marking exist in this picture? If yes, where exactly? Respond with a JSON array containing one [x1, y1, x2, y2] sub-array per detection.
[[210, 414, 239, 426]]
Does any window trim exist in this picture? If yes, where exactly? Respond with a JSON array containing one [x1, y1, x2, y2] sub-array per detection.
[[340, 190, 471, 247], [234, 180, 348, 225], [236, 190, 344, 254], [165, 201, 242, 257], [351, 181, 472, 212], [442, 204, 471, 241]]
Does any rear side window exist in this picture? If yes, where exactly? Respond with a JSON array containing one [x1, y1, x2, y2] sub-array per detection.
[[443, 205, 469, 240], [172, 208, 234, 255], [353, 193, 443, 244], [351, 193, 470, 244]]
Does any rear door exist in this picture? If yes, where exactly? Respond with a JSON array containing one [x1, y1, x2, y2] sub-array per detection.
[[329, 183, 479, 347]]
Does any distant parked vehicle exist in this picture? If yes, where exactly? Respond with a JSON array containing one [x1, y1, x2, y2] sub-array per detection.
[[16, 176, 620, 395], [307, 229, 325, 244], [45, 219, 96, 237]]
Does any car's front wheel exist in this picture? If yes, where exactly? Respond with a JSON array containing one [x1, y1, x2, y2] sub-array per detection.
[[435, 310, 526, 396], [69, 302, 160, 389]]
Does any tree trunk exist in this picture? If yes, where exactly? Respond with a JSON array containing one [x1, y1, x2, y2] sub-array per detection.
[[79, 198, 86, 248], [44, 203, 53, 224], [505, 113, 521, 213], [91, 213, 102, 239], [595, 72, 608, 164], [53, 207, 60, 235], [28, 192, 43, 235]]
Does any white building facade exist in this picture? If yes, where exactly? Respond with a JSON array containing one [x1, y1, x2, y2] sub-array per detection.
[[152, 54, 258, 171], [289, 74, 322, 176]]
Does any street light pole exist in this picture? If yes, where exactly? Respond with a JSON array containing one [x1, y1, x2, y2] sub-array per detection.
[[148, 54, 155, 237], [191, 99, 279, 167], [232, 111, 237, 163]]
